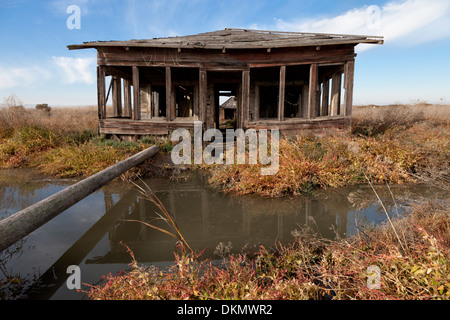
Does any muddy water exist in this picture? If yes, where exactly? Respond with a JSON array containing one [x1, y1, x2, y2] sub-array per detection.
[[0, 169, 446, 300]]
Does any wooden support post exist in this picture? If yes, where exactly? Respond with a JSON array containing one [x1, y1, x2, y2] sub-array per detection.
[[199, 69, 207, 124], [254, 85, 260, 121], [330, 73, 342, 116], [241, 69, 250, 128], [154, 92, 160, 118], [315, 82, 321, 117], [308, 63, 317, 119], [123, 79, 132, 118], [194, 85, 199, 120], [166, 67, 173, 121], [278, 66, 286, 121], [97, 66, 106, 119], [147, 84, 152, 119], [301, 84, 309, 118], [321, 79, 330, 116], [132, 66, 141, 120], [0, 146, 159, 253], [142, 84, 152, 119], [112, 76, 122, 117], [344, 60, 355, 118]]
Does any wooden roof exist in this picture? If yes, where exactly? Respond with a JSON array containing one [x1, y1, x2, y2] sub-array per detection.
[[68, 28, 383, 50], [220, 97, 237, 109]]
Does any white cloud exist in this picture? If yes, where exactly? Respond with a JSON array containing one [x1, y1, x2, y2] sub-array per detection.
[[52, 56, 95, 84], [262, 0, 450, 52], [0, 65, 51, 89]]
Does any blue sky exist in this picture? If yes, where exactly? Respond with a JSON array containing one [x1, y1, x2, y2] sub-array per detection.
[[0, 0, 449, 106]]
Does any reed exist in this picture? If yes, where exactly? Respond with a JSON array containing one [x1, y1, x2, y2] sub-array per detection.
[[123, 179, 195, 257]]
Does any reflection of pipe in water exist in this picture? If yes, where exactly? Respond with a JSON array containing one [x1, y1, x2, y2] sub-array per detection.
[[24, 189, 136, 300]]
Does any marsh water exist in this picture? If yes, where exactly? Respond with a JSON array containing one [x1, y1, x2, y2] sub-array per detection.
[[0, 168, 447, 300]]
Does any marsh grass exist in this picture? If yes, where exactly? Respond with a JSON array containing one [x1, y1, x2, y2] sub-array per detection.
[[0, 105, 98, 136], [205, 104, 449, 197], [0, 106, 161, 178], [352, 103, 450, 136]]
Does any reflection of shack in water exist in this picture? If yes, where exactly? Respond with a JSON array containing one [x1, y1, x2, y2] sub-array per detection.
[[87, 179, 350, 264], [24, 178, 436, 299]]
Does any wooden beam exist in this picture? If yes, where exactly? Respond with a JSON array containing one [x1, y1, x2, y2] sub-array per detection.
[[96, 46, 356, 69], [154, 92, 160, 118], [321, 79, 330, 116], [146, 84, 152, 119], [308, 63, 317, 119], [278, 66, 286, 121], [241, 69, 250, 127], [97, 66, 106, 119], [123, 79, 132, 118], [315, 82, 321, 117], [199, 69, 207, 123], [0, 146, 159, 253], [330, 73, 341, 116], [132, 66, 141, 120], [344, 60, 355, 118], [254, 85, 260, 121], [166, 67, 173, 121], [301, 84, 309, 118], [112, 76, 122, 117]]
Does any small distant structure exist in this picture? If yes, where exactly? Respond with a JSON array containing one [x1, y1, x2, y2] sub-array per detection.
[[35, 103, 51, 114], [219, 96, 237, 121], [68, 28, 383, 139]]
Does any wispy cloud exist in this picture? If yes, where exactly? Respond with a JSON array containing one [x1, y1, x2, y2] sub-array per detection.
[[52, 56, 95, 84], [256, 0, 450, 52], [0, 65, 51, 89]]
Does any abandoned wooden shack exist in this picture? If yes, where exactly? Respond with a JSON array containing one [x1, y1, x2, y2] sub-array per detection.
[[68, 28, 383, 139], [219, 96, 237, 123]]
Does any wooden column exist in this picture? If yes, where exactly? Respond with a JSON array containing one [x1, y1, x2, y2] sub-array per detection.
[[145, 84, 152, 119], [112, 76, 122, 117], [301, 84, 309, 118], [344, 60, 355, 118], [199, 68, 207, 124], [154, 92, 160, 118], [278, 66, 286, 121], [123, 79, 132, 118], [241, 69, 250, 128], [165, 67, 173, 121], [321, 79, 330, 116], [254, 85, 260, 121], [330, 73, 342, 116], [97, 66, 106, 119], [315, 82, 321, 117], [132, 66, 140, 120], [308, 63, 317, 119]]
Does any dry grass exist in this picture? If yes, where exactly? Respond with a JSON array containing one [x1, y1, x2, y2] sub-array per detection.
[[0, 105, 159, 178], [206, 103, 450, 196], [0, 105, 98, 136], [352, 103, 450, 136]]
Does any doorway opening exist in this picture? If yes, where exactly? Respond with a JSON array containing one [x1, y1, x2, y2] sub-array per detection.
[[216, 86, 237, 130]]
